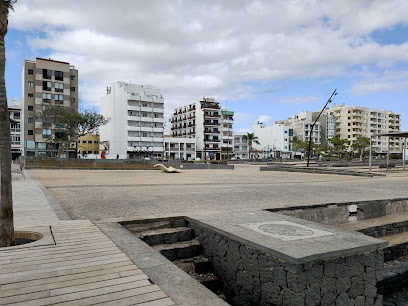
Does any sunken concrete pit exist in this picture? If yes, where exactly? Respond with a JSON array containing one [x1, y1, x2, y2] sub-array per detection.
[[118, 211, 386, 306]]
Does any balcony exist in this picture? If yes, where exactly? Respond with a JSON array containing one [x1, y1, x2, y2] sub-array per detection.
[[204, 114, 221, 118], [203, 122, 219, 126]]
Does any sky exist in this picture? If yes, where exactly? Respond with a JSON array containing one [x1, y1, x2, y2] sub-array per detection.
[[5, 0, 408, 132]]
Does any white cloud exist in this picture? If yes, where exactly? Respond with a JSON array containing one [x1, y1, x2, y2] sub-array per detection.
[[8, 0, 408, 119], [351, 69, 408, 95], [256, 115, 273, 126], [279, 96, 318, 104]]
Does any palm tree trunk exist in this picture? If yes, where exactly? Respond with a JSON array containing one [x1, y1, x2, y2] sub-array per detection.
[[0, 3, 14, 247]]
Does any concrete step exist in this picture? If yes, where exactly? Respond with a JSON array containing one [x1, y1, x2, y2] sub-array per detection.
[[153, 239, 202, 261], [381, 232, 408, 262], [139, 227, 195, 246], [173, 255, 212, 275], [122, 218, 188, 234]]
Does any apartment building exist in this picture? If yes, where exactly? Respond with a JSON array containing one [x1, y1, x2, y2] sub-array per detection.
[[22, 58, 78, 157], [276, 111, 323, 145], [252, 122, 293, 159], [170, 98, 234, 160], [8, 99, 24, 160], [100, 82, 165, 159], [324, 104, 401, 154], [233, 132, 248, 159], [163, 136, 196, 160], [77, 134, 100, 158]]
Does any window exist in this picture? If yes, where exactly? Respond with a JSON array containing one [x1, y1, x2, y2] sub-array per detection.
[[28, 130, 34, 135], [142, 132, 147, 137], [94, 141, 99, 144], [154, 114, 159, 118], [88, 151, 92, 154], [42, 117, 52, 126], [42, 129, 51, 139], [55, 71, 63, 81], [13, 112, 20, 119], [28, 117, 33, 123], [42, 81, 51, 91], [55, 94, 63, 104], [71, 98, 76, 104], [70, 86, 76, 92], [28, 81, 34, 87], [142, 113, 147, 117], [43, 69, 52, 79], [55, 83, 63, 92], [88, 141, 92, 143], [28, 93, 33, 99], [284, 130, 287, 133], [284, 138, 288, 141], [82, 140, 86, 143], [42, 93, 51, 103], [143, 103, 147, 107], [70, 75, 75, 81], [28, 69, 34, 75], [28, 105, 34, 111]]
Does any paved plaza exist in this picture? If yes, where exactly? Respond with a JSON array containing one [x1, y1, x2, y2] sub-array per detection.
[[31, 164, 408, 221]]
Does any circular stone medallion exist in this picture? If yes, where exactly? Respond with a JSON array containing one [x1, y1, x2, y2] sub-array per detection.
[[258, 223, 314, 237]]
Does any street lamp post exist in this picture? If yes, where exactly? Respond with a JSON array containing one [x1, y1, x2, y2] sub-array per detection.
[[307, 89, 338, 167]]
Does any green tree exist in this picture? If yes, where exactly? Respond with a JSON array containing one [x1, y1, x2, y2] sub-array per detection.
[[243, 132, 260, 159], [328, 137, 350, 159], [39, 105, 109, 158], [351, 136, 370, 161], [292, 135, 302, 152], [0, 0, 16, 247]]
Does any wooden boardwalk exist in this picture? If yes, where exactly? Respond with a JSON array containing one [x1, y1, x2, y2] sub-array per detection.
[[0, 175, 175, 305]]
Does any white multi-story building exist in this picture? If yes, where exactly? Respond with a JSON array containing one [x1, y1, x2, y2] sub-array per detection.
[[8, 99, 24, 160], [233, 132, 248, 159], [324, 104, 401, 154], [163, 136, 196, 160], [100, 81, 165, 159], [252, 122, 293, 159], [170, 98, 234, 160]]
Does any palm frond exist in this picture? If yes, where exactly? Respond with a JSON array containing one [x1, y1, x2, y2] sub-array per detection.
[[0, 0, 16, 10]]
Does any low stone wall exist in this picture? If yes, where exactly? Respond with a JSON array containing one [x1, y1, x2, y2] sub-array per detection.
[[269, 198, 408, 225], [192, 225, 384, 306], [24, 158, 234, 170], [260, 165, 382, 177]]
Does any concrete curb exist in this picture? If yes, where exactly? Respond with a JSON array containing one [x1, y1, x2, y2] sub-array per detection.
[[25, 169, 72, 221], [95, 222, 228, 306]]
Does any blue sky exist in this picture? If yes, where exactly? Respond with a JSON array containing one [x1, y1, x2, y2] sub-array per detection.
[[6, 0, 408, 132]]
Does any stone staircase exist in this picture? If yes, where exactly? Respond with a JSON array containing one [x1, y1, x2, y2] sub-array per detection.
[[122, 218, 223, 294]]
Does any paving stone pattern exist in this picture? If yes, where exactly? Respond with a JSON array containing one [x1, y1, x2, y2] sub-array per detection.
[[194, 226, 384, 306]]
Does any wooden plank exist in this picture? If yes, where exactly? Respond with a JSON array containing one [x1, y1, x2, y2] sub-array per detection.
[[56, 285, 161, 306], [50, 274, 149, 296], [0, 272, 122, 298], [8, 248, 121, 267], [1, 253, 129, 274], [11, 280, 152, 306], [0, 290, 49, 305], [94, 291, 168, 306], [1, 265, 140, 290], [0, 260, 135, 285], [0, 256, 131, 280]]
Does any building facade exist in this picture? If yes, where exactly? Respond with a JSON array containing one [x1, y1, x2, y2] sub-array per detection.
[[233, 132, 248, 159], [77, 134, 100, 158], [252, 122, 294, 159], [8, 99, 24, 160], [100, 82, 165, 159], [163, 136, 196, 160], [22, 58, 78, 157], [170, 98, 234, 160], [324, 104, 401, 154]]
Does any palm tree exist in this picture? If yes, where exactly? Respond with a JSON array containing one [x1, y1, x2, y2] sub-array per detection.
[[0, 0, 16, 247], [243, 132, 260, 160]]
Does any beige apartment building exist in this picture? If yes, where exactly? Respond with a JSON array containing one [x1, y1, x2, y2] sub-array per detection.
[[324, 104, 401, 154], [22, 58, 78, 157]]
